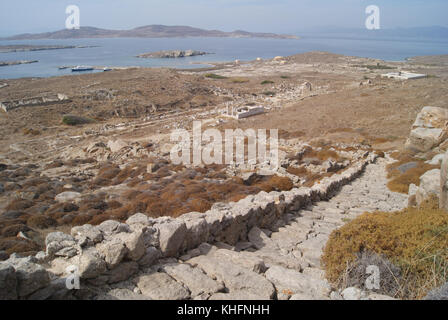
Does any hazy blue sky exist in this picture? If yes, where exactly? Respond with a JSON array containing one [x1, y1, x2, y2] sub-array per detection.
[[1, 0, 447, 36]]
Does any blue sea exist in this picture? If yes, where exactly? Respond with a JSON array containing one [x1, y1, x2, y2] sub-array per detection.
[[0, 34, 447, 79]]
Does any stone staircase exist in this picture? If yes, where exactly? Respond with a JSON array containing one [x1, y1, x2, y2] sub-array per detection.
[[92, 156, 408, 300]]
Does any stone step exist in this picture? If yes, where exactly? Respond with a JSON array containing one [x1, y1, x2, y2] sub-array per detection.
[[187, 255, 276, 299]]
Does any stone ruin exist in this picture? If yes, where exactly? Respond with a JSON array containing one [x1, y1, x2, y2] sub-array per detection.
[[0, 94, 70, 112]]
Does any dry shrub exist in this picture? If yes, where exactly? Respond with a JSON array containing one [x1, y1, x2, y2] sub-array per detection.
[[187, 198, 212, 213], [278, 129, 305, 139], [107, 200, 123, 210], [0, 237, 40, 256], [322, 201, 448, 299], [299, 146, 341, 163], [328, 128, 355, 134], [45, 160, 65, 169], [92, 164, 121, 186], [71, 214, 93, 226], [27, 215, 57, 229], [342, 250, 403, 297], [23, 128, 41, 136], [6, 199, 34, 211], [1, 224, 30, 237], [89, 214, 113, 226], [122, 189, 142, 200], [256, 175, 293, 192], [287, 166, 308, 176], [386, 152, 439, 194], [78, 199, 107, 212]]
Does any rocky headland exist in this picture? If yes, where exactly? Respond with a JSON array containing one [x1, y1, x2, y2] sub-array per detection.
[[0, 60, 38, 67], [137, 50, 210, 59]]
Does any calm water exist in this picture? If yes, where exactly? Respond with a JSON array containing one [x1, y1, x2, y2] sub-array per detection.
[[0, 35, 447, 79]]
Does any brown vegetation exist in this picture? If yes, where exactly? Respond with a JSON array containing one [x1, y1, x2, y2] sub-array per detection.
[[386, 151, 439, 193], [322, 198, 448, 299]]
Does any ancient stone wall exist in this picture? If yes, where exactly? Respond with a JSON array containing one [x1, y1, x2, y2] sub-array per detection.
[[0, 152, 377, 300]]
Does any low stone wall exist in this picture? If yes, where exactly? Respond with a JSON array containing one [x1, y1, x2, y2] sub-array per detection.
[[0, 152, 377, 300], [0, 94, 70, 112]]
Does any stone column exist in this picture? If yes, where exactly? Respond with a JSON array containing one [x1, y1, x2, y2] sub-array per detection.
[[440, 150, 448, 211]]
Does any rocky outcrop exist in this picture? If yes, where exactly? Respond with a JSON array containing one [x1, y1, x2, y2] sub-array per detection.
[[137, 50, 209, 59], [405, 106, 448, 153], [440, 151, 448, 210], [415, 169, 440, 206], [0, 60, 38, 67]]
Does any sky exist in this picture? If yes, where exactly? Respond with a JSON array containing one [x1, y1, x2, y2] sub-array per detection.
[[0, 0, 447, 36]]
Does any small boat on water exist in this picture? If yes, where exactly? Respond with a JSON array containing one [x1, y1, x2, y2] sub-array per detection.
[[72, 66, 94, 72]]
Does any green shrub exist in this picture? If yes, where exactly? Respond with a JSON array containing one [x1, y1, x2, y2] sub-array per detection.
[[261, 80, 274, 85], [62, 115, 95, 126], [205, 73, 227, 79]]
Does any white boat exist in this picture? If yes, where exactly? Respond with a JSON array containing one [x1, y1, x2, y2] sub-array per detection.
[[72, 66, 94, 72]]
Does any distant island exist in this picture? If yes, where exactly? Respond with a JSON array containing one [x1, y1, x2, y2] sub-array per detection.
[[137, 50, 211, 59], [0, 60, 38, 67], [0, 45, 97, 53], [4, 25, 300, 40]]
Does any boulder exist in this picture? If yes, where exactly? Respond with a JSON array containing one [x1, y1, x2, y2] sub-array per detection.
[[341, 287, 367, 300], [45, 232, 75, 246], [27, 278, 67, 300], [71, 224, 103, 244], [138, 247, 161, 267], [15, 261, 51, 297], [416, 169, 440, 206], [107, 261, 139, 284], [96, 239, 128, 268], [97, 220, 130, 237], [247, 227, 275, 250], [126, 213, 155, 228], [117, 231, 146, 261], [265, 265, 331, 298], [107, 139, 128, 153], [405, 128, 447, 153], [424, 282, 448, 300], [162, 263, 224, 297], [212, 249, 267, 274], [55, 191, 82, 203], [78, 248, 107, 279], [441, 152, 448, 210], [179, 213, 209, 251], [412, 106, 448, 129], [0, 263, 17, 299], [406, 106, 448, 153], [135, 272, 190, 300], [45, 232, 78, 258], [156, 220, 187, 257], [188, 255, 275, 299], [96, 288, 150, 300], [426, 154, 445, 165]]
